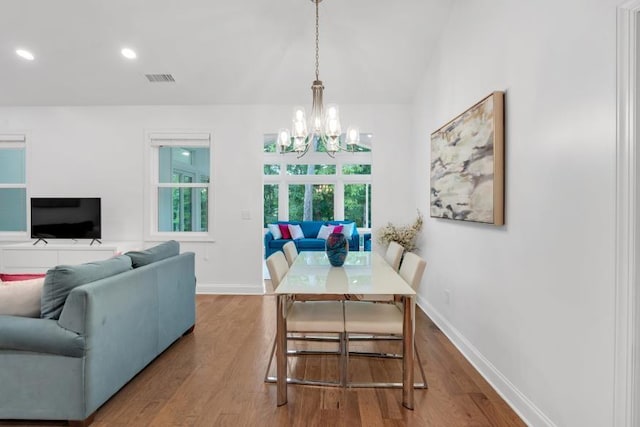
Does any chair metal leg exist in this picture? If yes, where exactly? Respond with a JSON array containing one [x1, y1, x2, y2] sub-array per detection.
[[265, 331, 346, 387], [265, 330, 428, 390], [344, 333, 428, 389], [346, 344, 428, 389]]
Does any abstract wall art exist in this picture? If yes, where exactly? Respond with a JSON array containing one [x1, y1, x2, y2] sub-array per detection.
[[430, 91, 504, 225]]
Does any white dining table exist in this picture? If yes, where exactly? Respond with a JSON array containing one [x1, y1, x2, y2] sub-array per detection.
[[274, 250, 417, 409]]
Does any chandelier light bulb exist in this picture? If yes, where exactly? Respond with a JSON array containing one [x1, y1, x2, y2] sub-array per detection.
[[293, 119, 308, 138], [326, 104, 338, 119], [346, 126, 360, 146], [277, 128, 291, 148], [294, 107, 306, 121]]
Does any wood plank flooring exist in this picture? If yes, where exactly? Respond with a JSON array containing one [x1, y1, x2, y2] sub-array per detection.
[[1, 295, 525, 426]]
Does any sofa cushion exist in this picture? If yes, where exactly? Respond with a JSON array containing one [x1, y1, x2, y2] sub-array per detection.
[[0, 273, 47, 282], [278, 224, 292, 239], [126, 240, 180, 268], [266, 239, 292, 251], [41, 255, 133, 320], [328, 221, 355, 237], [0, 315, 85, 357], [299, 221, 324, 238], [267, 224, 282, 239], [288, 224, 305, 240], [317, 224, 334, 240], [0, 277, 45, 317], [296, 238, 326, 250]]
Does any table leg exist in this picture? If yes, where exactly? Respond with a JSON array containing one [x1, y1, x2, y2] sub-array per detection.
[[276, 295, 287, 406], [402, 296, 414, 410]]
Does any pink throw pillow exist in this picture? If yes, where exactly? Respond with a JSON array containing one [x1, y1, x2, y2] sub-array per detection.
[[0, 273, 46, 282], [278, 224, 292, 239], [332, 225, 344, 233]]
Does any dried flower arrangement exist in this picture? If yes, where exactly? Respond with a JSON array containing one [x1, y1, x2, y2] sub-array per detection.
[[375, 210, 424, 252]]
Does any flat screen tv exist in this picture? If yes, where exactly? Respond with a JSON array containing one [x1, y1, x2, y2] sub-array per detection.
[[31, 198, 101, 241]]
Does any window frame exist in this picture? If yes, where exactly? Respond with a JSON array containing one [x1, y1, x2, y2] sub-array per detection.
[[263, 137, 372, 231], [145, 131, 214, 242], [0, 133, 29, 241]]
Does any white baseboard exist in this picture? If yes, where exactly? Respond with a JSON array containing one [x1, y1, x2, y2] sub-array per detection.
[[417, 295, 555, 427], [196, 283, 264, 295]]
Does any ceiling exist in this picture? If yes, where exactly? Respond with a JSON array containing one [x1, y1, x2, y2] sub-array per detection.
[[0, 0, 452, 106]]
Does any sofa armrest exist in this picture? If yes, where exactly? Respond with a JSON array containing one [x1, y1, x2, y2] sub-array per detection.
[[264, 231, 274, 245], [0, 315, 85, 357]]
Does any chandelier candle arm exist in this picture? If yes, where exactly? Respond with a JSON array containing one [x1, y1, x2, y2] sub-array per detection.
[[277, 0, 359, 158]]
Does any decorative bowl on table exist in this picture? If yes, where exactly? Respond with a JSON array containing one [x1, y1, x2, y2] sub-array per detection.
[[325, 232, 348, 267]]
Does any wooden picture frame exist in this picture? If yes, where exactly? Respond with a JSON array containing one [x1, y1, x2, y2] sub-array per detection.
[[430, 91, 504, 225]]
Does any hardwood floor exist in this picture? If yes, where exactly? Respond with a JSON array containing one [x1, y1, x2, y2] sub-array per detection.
[[1, 295, 525, 426]]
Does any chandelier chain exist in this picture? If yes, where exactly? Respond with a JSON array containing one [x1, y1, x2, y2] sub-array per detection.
[[315, 0, 320, 81]]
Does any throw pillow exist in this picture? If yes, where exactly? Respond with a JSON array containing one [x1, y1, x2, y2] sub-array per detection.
[[126, 240, 180, 268], [317, 224, 335, 240], [0, 273, 47, 282], [278, 223, 292, 239], [340, 222, 355, 237], [41, 255, 133, 320], [333, 225, 344, 234], [0, 277, 45, 317], [267, 224, 282, 240], [288, 224, 305, 240]]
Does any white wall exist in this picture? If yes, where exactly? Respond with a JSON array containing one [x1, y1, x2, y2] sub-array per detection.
[[0, 104, 414, 291], [412, 0, 619, 426]]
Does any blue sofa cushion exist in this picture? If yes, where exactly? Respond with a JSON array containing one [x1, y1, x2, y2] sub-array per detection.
[[41, 255, 133, 320], [299, 221, 324, 238], [296, 238, 326, 250], [126, 240, 180, 268], [0, 315, 85, 357], [268, 238, 292, 252]]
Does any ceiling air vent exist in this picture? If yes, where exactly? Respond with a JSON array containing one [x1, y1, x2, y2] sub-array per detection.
[[145, 74, 175, 83]]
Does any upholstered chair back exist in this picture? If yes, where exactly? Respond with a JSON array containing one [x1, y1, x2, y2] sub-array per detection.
[[282, 241, 298, 267], [384, 241, 404, 272], [266, 251, 290, 291], [398, 252, 426, 292]]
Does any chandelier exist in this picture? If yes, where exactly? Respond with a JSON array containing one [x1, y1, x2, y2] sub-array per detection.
[[277, 0, 360, 158]]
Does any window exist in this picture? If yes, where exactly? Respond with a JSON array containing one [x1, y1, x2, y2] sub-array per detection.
[[147, 132, 212, 240], [263, 184, 279, 227], [263, 133, 372, 229], [0, 134, 27, 237]]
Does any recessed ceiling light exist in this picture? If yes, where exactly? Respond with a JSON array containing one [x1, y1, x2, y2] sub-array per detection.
[[121, 48, 137, 59], [15, 49, 34, 61]]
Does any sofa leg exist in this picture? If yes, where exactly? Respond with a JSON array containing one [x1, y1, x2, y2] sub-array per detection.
[[183, 324, 195, 336], [69, 413, 95, 427]]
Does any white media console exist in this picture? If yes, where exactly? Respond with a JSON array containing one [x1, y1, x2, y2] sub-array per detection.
[[0, 241, 140, 274]]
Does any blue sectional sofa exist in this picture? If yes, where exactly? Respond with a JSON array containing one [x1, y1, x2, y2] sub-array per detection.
[[0, 241, 195, 426], [264, 220, 360, 258]]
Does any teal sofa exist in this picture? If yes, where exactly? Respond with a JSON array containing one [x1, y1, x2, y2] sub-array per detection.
[[264, 220, 360, 258], [0, 241, 196, 426]]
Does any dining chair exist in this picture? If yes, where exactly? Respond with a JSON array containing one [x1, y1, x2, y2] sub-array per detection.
[[361, 241, 405, 302], [282, 241, 298, 267], [384, 241, 404, 272], [343, 252, 428, 388], [264, 251, 346, 386]]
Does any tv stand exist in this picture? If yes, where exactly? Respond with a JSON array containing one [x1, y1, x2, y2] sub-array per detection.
[[32, 238, 48, 246], [90, 239, 102, 246], [0, 241, 140, 274]]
